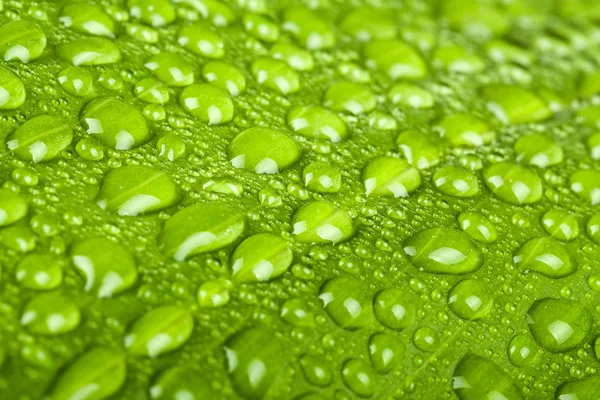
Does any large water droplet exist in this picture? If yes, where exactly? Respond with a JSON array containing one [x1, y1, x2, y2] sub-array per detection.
[[513, 237, 575, 278], [224, 327, 285, 399], [124, 305, 194, 357], [158, 203, 245, 260], [71, 237, 138, 297], [452, 353, 523, 400], [80, 97, 151, 150], [527, 298, 592, 352], [319, 276, 373, 330], [404, 227, 484, 274], [292, 201, 354, 244]]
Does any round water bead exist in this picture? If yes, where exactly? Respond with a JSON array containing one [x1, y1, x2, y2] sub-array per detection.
[[231, 233, 293, 282], [436, 113, 495, 147], [71, 237, 137, 298], [457, 212, 497, 244], [433, 45, 485, 74], [508, 334, 537, 367], [341, 358, 377, 397], [588, 132, 600, 159], [339, 6, 396, 41], [129, 0, 176, 27], [287, 104, 348, 142], [587, 214, 600, 244], [555, 376, 600, 400], [0, 20, 47, 63], [514, 133, 563, 167], [395, 130, 449, 169], [368, 332, 403, 374], [98, 70, 123, 91], [251, 57, 299, 94], [589, 275, 600, 292], [224, 327, 285, 399], [452, 353, 523, 400], [541, 210, 579, 241], [282, 8, 335, 50], [576, 104, 600, 128], [57, 38, 120, 66], [7, 115, 73, 163], [144, 104, 166, 121], [149, 367, 217, 399], [338, 62, 371, 83], [105, 5, 129, 21], [197, 280, 230, 307], [442, 0, 509, 39], [300, 354, 332, 386], [76, 138, 104, 161], [0, 67, 26, 110], [368, 111, 397, 130], [202, 61, 246, 96], [178, 25, 224, 58], [58, 66, 93, 97], [243, 13, 279, 42], [158, 203, 245, 261], [448, 279, 493, 320], [404, 227, 483, 274], [412, 327, 439, 352], [30, 214, 58, 237], [145, 53, 195, 86], [134, 78, 169, 104], [570, 169, 600, 205], [527, 298, 592, 352], [203, 179, 243, 197], [280, 298, 315, 327], [433, 165, 479, 197], [179, 83, 233, 124], [258, 188, 282, 207], [49, 347, 126, 400], [323, 81, 376, 115], [126, 23, 159, 43], [373, 288, 415, 330], [362, 156, 421, 198], [0, 189, 28, 226], [514, 237, 575, 278], [125, 306, 194, 357], [80, 97, 151, 150], [388, 83, 434, 109], [59, 3, 115, 37], [483, 162, 543, 205], [292, 201, 354, 244], [482, 84, 551, 124], [319, 276, 373, 330], [271, 43, 314, 71], [195, 0, 236, 26], [0, 226, 36, 252], [157, 134, 186, 161], [486, 39, 533, 66], [16, 254, 63, 290], [21, 291, 80, 335], [12, 168, 39, 186], [303, 161, 341, 193], [364, 39, 428, 80], [228, 127, 300, 174]]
